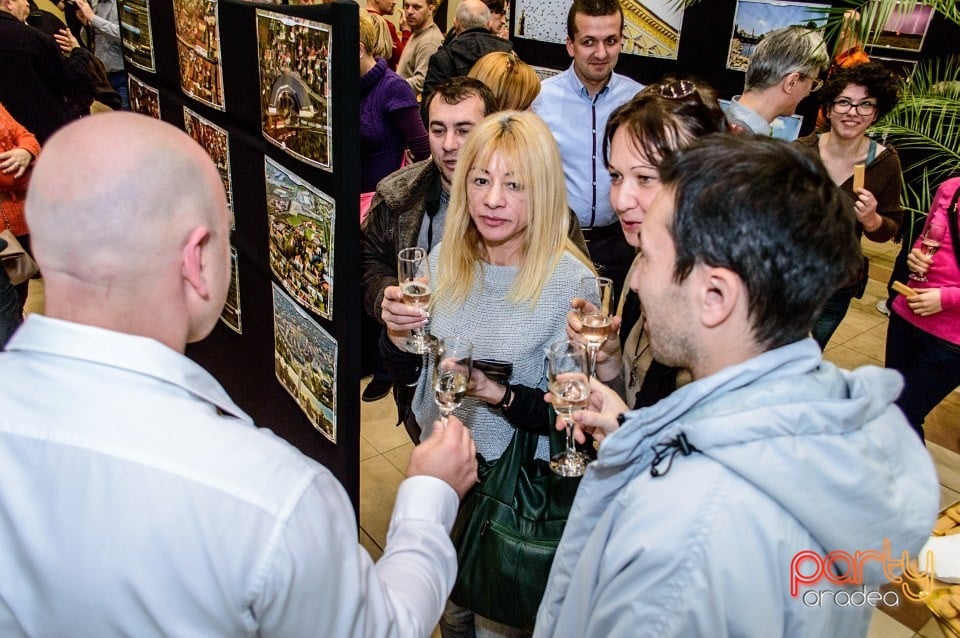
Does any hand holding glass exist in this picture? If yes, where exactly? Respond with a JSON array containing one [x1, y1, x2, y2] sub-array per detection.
[[547, 339, 591, 477], [909, 221, 946, 283], [434, 336, 473, 426], [397, 247, 433, 353], [578, 277, 613, 378]]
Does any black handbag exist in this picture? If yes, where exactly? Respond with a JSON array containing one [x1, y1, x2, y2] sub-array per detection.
[[449, 424, 581, 630]]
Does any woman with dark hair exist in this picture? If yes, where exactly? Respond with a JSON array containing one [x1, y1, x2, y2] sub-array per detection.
[[567, 79, 728, 408], [795, 61, 903, 348]]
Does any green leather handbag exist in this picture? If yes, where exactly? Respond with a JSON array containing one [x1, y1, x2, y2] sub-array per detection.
[[449, 424, 582, 630]]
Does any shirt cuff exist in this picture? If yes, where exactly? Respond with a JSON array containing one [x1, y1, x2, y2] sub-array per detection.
[[390, 476, 459, 533]]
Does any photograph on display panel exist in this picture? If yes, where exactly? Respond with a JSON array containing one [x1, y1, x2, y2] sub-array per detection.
[[128, 75, 160, 119], [727, 0, 829, 71], [272, 283, 337, 443], [183, 106, 234, 219], [173, 0, 225, 110], [118, 0, 155, 72], [257, 10, 333, 171], [220, 246, 242, 334], [513, 0, 684, 59], [871, 55, 918, 80], [265, 156, 335, 320], [867, 1, 935, 52]]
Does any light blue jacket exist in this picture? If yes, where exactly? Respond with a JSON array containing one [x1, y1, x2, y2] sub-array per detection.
[[535, 339, 938, 638]]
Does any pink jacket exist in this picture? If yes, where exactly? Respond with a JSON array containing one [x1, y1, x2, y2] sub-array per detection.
[[892, 178, 960, 345]]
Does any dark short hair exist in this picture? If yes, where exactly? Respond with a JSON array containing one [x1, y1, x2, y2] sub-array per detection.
[[820, 61, 900, 120], [482, 0, 505, 14], [603, 79, 728, 167], [659, 134, 861, 349], [425, 76, 497, 120], [566, 0, 623, 40]]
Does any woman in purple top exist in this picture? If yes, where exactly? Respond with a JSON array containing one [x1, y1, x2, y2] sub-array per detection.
[[360, 9, 429, 196], [885, 177, 960, 441]]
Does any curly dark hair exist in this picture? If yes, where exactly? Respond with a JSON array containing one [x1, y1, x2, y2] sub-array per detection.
[[820, 61, 900, 120]]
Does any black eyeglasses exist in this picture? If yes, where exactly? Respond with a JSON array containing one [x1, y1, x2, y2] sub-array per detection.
[[831, 98, 877, 116], [658, 79, 697, 100]]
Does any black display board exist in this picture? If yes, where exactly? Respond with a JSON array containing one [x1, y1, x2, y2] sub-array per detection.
[[121, 0, 361, 512], [511, 0, 959, 137]]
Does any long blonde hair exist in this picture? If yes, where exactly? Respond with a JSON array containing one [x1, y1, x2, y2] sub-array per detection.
[[435, 111, 593, 307]]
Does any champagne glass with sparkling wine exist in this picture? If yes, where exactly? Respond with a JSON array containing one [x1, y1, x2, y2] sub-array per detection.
[[547, 339, 591, 477], [397, 247, 433, 353], [433, 336, 473, 426], [909, 221, 946, 283], [578, 276, 613, 378]]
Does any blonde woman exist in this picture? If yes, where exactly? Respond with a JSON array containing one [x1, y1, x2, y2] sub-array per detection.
[[383, 110, 594, 451], [380, 111, 594, 634], [468, 51, 541, 111]]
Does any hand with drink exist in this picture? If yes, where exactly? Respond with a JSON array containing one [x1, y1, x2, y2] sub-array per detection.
[[546, 340, 592, 477], [381, 247, 434, 352], [566, 298, 622, 382], [909, 221, 946, 283], [433, 337, 473, 426], [576, 277, 614, 378]]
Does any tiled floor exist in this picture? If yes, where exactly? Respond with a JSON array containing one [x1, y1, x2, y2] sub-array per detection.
[[358, 237, 960, 638]]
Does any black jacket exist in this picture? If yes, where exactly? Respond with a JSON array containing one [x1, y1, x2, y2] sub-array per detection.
[[0, 10, 76, 143], [420, 27, 511, 124]]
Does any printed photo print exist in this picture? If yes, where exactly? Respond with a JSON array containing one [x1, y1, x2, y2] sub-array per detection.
[[118, 0, 155, 72], [183, 107, 234, 218], [220, 246, 242, 334], [867, 1, 934, 52], [513, 0, 684, 59], [173, 0, 225, 109], [257, 10, 333, 171], [128, 74, 160, 119], [273, 283, 337, 443], [727, 0, 828, 71], [265, 156, 335, 320]]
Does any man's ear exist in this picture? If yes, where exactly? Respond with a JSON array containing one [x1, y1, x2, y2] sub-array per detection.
[[181, 226, 212, 300], [782, 71, 802, 95], [698, 266, 741, 329], [566, 37, 575, 58]]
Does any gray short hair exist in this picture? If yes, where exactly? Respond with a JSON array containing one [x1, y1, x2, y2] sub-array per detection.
[[745, 26, 828, 91], [456, 0, 491, 31]]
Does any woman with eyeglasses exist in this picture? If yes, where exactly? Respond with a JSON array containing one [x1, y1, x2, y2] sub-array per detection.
[[795, 62, 902, 348], [566, 80, 728, 409]]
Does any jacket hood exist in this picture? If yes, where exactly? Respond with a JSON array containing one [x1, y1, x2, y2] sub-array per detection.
[[602, 339, 938, 585]]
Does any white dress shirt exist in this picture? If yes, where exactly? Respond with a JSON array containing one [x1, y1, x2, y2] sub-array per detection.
[[0, 315, 458, 637]]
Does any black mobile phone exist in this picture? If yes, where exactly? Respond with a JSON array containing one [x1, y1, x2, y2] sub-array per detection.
[[474, 359, 513, 383]]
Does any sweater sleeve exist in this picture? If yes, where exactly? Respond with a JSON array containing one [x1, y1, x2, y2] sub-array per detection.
[[862, 148, 904, 243], [389, 107, 430, 162]]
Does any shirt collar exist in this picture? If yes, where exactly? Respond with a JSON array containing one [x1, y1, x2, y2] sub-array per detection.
[[5, 315, 253, 424], [565, 62, 613, 100]]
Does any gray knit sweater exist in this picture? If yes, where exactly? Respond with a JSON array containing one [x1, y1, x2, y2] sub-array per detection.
[[412, 246, 594, 460]]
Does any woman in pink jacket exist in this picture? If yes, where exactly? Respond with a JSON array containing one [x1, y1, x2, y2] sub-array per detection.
[[885, 177, 960, 441]]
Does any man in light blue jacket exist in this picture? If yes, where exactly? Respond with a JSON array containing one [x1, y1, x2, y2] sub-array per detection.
[[536, 134, 938, 638]]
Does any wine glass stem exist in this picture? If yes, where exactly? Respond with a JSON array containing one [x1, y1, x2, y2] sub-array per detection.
[[564, 418, 576, 455], [586, 343, 599, 378]]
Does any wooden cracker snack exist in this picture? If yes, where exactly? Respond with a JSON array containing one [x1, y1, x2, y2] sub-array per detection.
[[853, 163, 866, 191]]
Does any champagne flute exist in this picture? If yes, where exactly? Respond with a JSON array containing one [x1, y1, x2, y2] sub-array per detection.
[[909, 221, 946, 283], [578, 276, 613, 378], [397, 247, 432, 353], [547, 339, 591, 477], [433, 336, 473, 426]]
